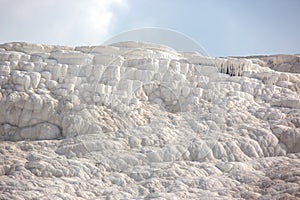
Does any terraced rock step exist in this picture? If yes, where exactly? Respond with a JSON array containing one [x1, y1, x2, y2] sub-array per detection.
[[0, 41, 299, 199]]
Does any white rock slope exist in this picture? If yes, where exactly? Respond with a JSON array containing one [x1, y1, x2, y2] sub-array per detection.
[[0, 41, 299, 199]]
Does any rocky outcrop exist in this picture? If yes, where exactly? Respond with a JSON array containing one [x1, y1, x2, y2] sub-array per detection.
[[0, 42, 299, 199], [184, 52, 252, 76]]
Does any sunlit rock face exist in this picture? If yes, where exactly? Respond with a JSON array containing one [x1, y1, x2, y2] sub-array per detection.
[[0, 41, 299, 200]]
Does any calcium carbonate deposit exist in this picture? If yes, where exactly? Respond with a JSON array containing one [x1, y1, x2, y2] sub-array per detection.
[[0, 41, 299, 199]]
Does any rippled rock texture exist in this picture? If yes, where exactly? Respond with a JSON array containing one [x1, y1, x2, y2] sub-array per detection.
[[0, 42, 299, 199]]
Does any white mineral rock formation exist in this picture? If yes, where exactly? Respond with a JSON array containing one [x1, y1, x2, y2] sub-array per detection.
[[0, 41, 299, 199]]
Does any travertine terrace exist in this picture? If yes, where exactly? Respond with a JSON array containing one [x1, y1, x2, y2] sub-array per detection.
[[0, 41, 299, 199]]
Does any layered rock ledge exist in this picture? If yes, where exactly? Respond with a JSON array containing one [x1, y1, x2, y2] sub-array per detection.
[[0, 42, 299, 199]]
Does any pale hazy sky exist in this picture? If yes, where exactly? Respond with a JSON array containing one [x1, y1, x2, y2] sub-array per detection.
[[0, 0, 299, 56]]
